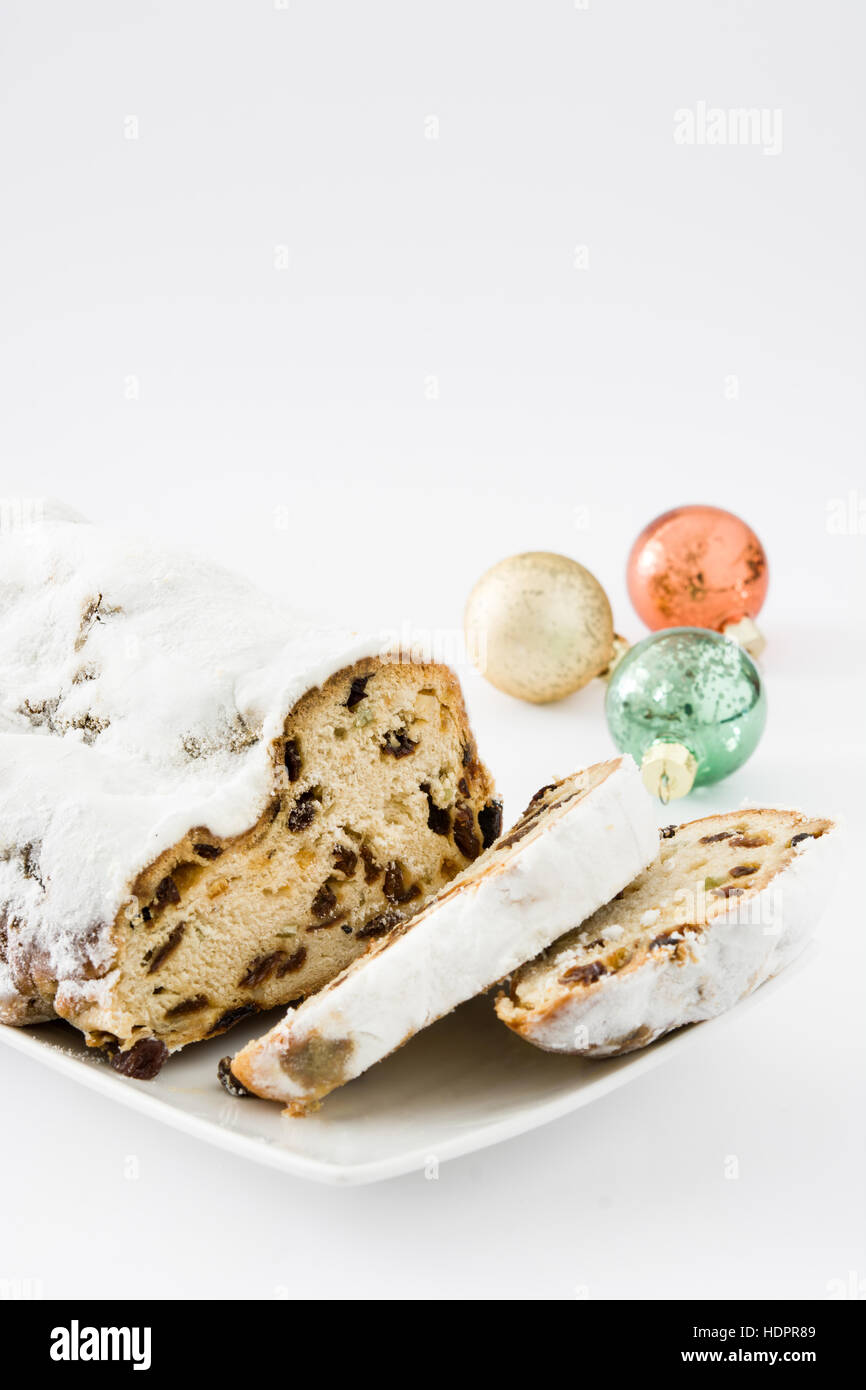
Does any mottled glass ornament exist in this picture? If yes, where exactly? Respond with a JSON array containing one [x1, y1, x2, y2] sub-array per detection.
[[464, 552, 615, 703], [605, 627, 767, 800], [627, 505, 768, 656]]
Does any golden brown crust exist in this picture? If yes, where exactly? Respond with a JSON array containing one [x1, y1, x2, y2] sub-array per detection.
[[498, 808, 834, 1043]]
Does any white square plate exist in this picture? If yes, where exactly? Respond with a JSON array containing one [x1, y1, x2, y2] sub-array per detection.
[[0, 952, 810, 1185]]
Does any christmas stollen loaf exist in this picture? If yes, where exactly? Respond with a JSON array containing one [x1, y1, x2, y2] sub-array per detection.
[[496, 809, 837, 1055], [0, 509, 499, 1075], [230, 756, 659, 1108]]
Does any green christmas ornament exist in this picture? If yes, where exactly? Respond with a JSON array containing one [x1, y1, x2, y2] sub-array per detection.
[[605, 627, 767, 802]]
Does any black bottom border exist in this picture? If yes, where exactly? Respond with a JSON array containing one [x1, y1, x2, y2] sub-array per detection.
[[0, 1297, 859, 1374]]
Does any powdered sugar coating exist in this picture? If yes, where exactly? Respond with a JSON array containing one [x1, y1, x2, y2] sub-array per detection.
[[500, 821, 841, 1055], [232, 757, 660, 1106], [0, 513, 388, 1016]]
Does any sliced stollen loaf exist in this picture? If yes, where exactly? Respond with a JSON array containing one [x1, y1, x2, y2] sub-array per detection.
[[230, 756, 659, 1108], [496, 809, 837, 1056], [0, 510, 498, 1075]]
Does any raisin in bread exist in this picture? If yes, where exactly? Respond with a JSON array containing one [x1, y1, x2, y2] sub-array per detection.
[[0, 510, 497, 1077], [496, 809, 837, 1056], [230, 756, 658, 1109]]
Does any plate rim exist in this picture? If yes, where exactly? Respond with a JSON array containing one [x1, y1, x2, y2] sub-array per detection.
[[0, 946, 813, 1186]]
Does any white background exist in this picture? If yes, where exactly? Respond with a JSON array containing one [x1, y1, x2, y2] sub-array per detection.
[[1, 0, 864, 1299]]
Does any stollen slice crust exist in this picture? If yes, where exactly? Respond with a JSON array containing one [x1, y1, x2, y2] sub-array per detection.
[[230, 756, 659, 1108], [496, 809, 837, 1056], [0, 509, 497, 1074]]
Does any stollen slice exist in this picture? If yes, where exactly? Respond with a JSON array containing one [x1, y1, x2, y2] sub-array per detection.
[[496, 809, 837, 1056], [230, 755, 659, 1108]]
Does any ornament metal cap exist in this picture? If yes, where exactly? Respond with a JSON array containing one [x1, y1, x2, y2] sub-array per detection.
[[722, 617, 766, 659], [641, 742, 697, 803], [598, 632, 630, 682]]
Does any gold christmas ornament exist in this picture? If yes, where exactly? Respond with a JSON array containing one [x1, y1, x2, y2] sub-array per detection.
[[464, 551, 615, 703]]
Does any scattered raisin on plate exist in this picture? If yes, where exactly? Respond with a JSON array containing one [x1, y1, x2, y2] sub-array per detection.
[[218, 1056, 252, 1098], [110, 1037, 168, 1081]]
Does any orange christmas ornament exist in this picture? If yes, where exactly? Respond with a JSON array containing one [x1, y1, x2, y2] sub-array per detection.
[[627, 505, 768, 657]]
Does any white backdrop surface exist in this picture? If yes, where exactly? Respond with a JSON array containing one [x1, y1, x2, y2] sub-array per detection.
[[0, 0, 863, 1300]]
